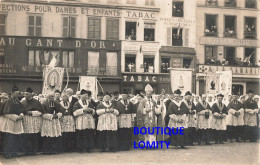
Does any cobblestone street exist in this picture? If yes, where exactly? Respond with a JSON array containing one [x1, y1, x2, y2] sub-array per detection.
[[0, 141, 259, 165]]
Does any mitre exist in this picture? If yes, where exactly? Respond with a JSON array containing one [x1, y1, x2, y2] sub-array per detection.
[[145, 84, 153, 93]]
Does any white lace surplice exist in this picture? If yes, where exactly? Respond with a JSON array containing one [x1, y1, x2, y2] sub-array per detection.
[[41, 118, 62, 137], [60, 115, 75, 132], [0, 116, 24, 134], [119, 114, 132, 128], [23, 115, 42, 133]]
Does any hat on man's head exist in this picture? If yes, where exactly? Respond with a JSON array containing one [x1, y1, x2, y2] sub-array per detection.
[[0, 93, 8, 99], [174, 89, 182, 95], [54, 90, 61, 94], [12, 87, 19, 92], [25, 87, 33, 93], [145, 84, 153, 93], [122, 90, 128, 95], [185, 91, 192, 96], [103, 92, 111, 97], [216, 93, 224, 98]]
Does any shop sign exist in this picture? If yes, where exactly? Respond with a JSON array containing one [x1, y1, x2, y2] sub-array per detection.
[[122, 74, 157, 83]]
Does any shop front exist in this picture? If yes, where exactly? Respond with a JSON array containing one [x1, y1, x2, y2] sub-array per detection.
[[0, 36, 121, 93]]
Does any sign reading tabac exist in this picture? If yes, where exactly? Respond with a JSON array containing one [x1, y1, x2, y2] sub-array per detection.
[[169, 68, 193, 93]]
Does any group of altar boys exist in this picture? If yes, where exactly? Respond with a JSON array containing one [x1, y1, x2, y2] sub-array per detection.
[[0, 84, 259, 158]]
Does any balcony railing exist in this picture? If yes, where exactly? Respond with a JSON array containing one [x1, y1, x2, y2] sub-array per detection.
[[198, 64, 260, 76], [172, 39, 183, 46], [224, 32, 236, 38], [205, 31, 218, 37], [206, 0, 218, 6], [244, 31, 257, 39], [225, 0, 236, 7]]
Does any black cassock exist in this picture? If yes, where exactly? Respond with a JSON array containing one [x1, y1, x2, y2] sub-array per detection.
[[0, 98, 25, 157], [21, 98, 43, 154], [73, 100, 96, 152], [117, 100, 135, 151], [41, 101, 64, 154]]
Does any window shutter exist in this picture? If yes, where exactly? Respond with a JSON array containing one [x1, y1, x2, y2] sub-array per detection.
[[106, 19, 119, 40], [167, 28, 172, 46], [63, 17, 69, 37], [184, 28, 189, 47], [36, 16, 41, 36], [70, 17, 76, 38], [62, 51, 68, 67], [88, 17, 101, 39], [28, 16, 34, 36]]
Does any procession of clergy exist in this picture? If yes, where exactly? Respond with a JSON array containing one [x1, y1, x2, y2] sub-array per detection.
[[0, 84, 259, 159]]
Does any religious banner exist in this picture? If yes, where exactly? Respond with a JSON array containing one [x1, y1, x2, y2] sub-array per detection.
[[205, 73, 220, 95], [42, 66, 65, 95], [79, 76, 98, 100], [217, 71, 232, 96], [170, 68, 193, 93]]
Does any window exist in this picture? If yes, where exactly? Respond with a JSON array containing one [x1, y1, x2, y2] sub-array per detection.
[[183, 58, 192, 68], [88, 17, 101, 39], [145, 0, 155, 6], [125, 22, 136, 40], [224, 16, 236, 38], [172, 2, 183, 17], [172, 28, 183, 46], [28, 15, 42, 36], [106, 52, 117, 76], [0, 48, 5, 64], [125, 55, 136, 72], [106, 19, 119, 40], [224, 47, 236, 65], [244, 48, 256, 66], [43, 50, 60, 66], [161, 57, 170, 73], [232, 84, 244, 96], [62, 51, 74, 68], [63, 16, 76, 38], [88, 51, 99, 75], [107, 0, 120, 4], [245, 0, 256, 8], [126, 0, 136, 4], [0, 14, 6, 35], [206, 0, 218, 6], [28, 50, 41, 67], [205, 46, 217, 64], [244, 17, 256, 39], [143, 56, 154, 73], [225, 0, 236, 7], [144, 23, 155, 41], [205, 15, 217, 36]]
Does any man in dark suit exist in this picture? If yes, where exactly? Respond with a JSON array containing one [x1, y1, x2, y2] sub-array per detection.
[[66, 88, 78, 108]]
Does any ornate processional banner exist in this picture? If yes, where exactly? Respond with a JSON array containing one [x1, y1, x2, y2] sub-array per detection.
[[170, 68, 193, 93], [79, 76, 98, 100], [217, 71, 232, 96], [42, 66, 65, 95], [205, 73, 220, 95]]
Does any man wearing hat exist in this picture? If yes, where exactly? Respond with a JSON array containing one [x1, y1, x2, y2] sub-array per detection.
[[116, 90, 135, 151], [196, 94, 212, 145], [244, 90, 259, 142], [226, 92, 244, 142], [137, 84, 161, 143], [180, 91, 197, 146], [21, 87, 43, 155], [41, 92, 65, 154], [167, 89, 187, 149], [54, 90, 61, 103], [0, 87, 25, 158], [212, 93, 228, 144], [73, 89, 96, 153], [96, 92, 119, 152], [111, 91, 120, 105]]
